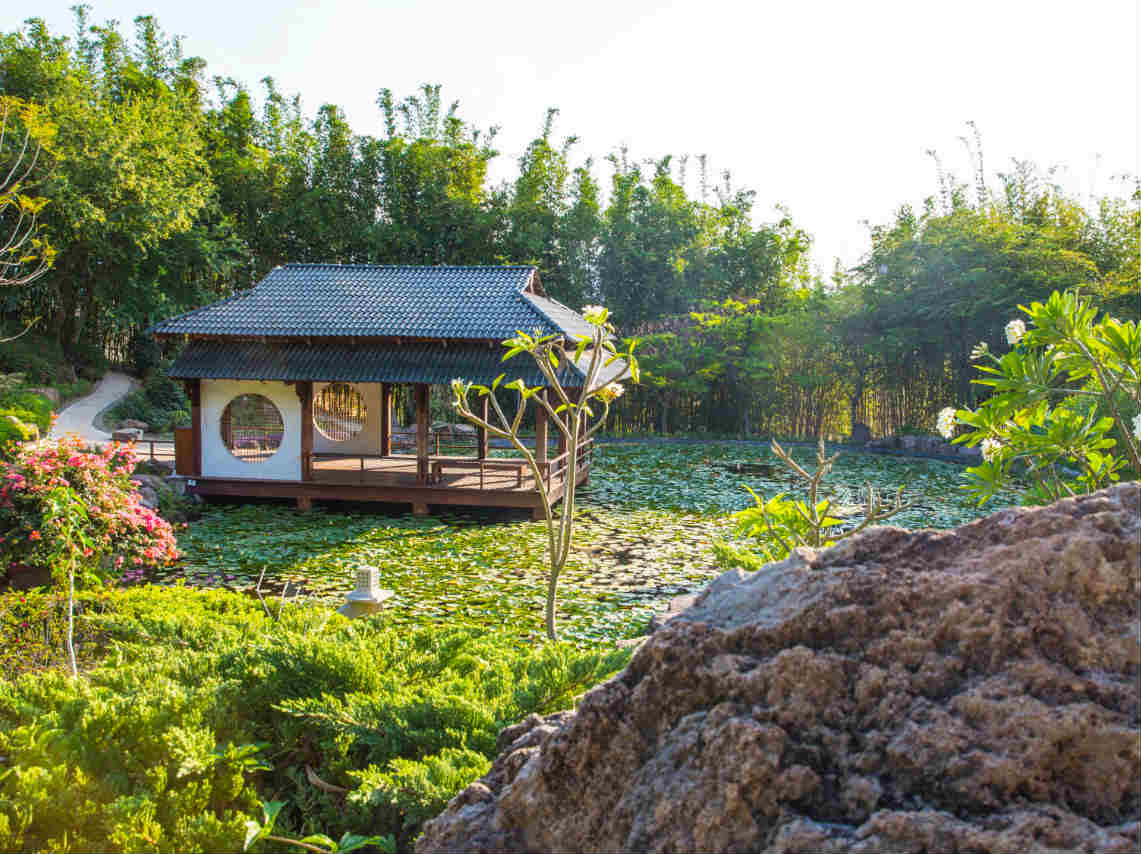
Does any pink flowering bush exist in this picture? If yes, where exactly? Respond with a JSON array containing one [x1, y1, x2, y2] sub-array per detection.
[[0, 435, 179, 582]]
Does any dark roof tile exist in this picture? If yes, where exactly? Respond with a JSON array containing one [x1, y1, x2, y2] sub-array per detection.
[[150, 264, 583, 340]]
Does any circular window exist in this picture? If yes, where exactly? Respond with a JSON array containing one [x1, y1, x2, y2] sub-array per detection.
[[314, 383, 367, 442], [220, 394, 284, 463]]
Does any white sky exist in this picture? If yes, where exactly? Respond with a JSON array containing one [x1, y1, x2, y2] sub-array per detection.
[[5, 0, 1139, 273]]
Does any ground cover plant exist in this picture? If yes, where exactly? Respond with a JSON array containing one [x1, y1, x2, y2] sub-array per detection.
[[160, 442, 1018, 646], [0, 585, 630, 853]]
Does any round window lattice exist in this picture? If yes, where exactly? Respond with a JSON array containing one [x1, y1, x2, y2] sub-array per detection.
[[220, 394, 284, 463], [314, 383, 367, 442]]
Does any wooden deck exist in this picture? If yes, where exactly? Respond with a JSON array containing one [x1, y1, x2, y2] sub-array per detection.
[[184, 442, 592, 518]]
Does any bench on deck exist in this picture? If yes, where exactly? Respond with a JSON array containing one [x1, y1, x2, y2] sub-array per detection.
[[430, 456, 527, 487]]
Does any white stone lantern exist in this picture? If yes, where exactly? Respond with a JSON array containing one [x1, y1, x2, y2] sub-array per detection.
[[337, 567, 393, 618]]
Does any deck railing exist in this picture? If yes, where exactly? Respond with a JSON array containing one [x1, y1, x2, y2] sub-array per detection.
[[306, 438, 593, 493]]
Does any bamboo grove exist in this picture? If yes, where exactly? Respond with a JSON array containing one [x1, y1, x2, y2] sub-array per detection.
[[1, 11, 1137, 439]]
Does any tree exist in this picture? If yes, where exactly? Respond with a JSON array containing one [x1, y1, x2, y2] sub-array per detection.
[[0, 96, 55, 288], [0, 13, 214, 356], [452, 307, 639, 641], [941, 290, 1140, 506]]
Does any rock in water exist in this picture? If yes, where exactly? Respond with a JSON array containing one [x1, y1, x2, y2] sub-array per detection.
[[418, 485, 1141, 853]]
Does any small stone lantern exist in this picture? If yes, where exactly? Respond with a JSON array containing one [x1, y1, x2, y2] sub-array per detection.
[[337, 567, 393, 618]]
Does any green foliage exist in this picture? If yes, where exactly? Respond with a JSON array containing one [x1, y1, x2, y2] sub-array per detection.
[[716, 439, 913, 568], [0, 330, 70, 385], [0, 390, 52, 433], [0, 409, 39, 450], [0, 585, 630, 852], [106, 369, 190, 433], [945, 289, 1140, 505]]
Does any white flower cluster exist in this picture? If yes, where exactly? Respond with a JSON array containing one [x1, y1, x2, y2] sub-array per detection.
[[597, 382, 625, 402], [1133, 412, 1141, 442], [581, 304, 608, 325], [1005, 319, 1027, 346], [981, 437, 1003, 462], [970, 341, 989, 361], [936, 406, 956, 439]]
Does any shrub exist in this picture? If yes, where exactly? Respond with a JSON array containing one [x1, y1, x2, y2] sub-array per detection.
[[106, 368, 189, 433], [0, 410, 39, 451], [0, 331, 67, 385], [0, 391, 53, 433], [0, 585, 631, 852], [0, 436, 179, 582], [940, 290, 1140, 505]]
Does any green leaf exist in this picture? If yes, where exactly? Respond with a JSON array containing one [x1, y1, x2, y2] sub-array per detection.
[[298, 834, 338, 850]]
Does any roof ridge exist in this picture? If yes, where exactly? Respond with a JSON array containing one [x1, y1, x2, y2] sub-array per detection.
[[278, 262, 538, 270]]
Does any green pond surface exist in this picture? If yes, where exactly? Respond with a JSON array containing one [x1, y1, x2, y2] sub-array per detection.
[[160, 441, 1017, 646]]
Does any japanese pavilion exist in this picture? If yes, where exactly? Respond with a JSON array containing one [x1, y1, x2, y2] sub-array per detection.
[[151, 264, 618, 517]]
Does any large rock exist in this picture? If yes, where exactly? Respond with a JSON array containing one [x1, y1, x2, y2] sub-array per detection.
[[418, 485, 1141, 853]]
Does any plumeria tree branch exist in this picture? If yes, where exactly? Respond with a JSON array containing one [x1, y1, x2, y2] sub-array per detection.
[[938, 290, 1140, 505], [452, 305, 638, 641]]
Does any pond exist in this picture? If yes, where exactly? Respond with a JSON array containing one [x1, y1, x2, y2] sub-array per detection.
[[159, 441, 1017, 646]]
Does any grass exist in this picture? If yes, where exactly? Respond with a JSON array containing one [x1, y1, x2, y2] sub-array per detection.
[[156, 441, 1018, 646]]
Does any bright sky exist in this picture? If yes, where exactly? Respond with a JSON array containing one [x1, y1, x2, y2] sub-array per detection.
[[6, 0, 1139, 273]]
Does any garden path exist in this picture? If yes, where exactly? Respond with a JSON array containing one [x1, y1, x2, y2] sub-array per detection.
[[49, 371, 134, 442]]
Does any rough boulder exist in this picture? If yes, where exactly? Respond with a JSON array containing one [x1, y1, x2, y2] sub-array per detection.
[[418, 484, 1141, 853]]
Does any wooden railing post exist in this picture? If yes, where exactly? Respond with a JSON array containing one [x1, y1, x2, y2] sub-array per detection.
[[297, 381, 314, 481], [415, 384, 429, 485], [380, 382, 393, 456]]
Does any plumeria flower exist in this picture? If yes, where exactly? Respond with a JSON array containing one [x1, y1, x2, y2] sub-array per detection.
[[1132, 412, 1141, 443], [936, 407, 957, 440], [597, 382, 625, 403], [1005, 319, 1027, 346], [969, 341, 989, 361], [981, 437, 1003, 462]]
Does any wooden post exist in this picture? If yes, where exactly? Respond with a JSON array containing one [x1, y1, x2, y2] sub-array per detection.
[[185, 379, 202, 477], [415, 383, 429, 484], [535, 389, 548, 465], [298, 381, 314, 481], [477, 395, 489, 459], [380, 382, 392, 456]]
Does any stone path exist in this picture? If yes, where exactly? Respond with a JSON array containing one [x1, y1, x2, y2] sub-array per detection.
[[49, 371, 135, 443]]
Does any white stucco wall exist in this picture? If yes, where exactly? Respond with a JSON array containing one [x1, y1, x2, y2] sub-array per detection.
[[201, 380, 301, 481], [313, 382, 381, 455]]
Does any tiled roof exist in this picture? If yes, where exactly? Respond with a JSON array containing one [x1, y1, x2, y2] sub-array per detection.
[[149, 264, 589, 340], [168, 340, 591, 387]]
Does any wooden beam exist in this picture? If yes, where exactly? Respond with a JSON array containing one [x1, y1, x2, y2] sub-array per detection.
[[415, 383, 429, 484], [476, 395, 489, 459], [299, 381, 314, 481], [380, 383, 393, 456]]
